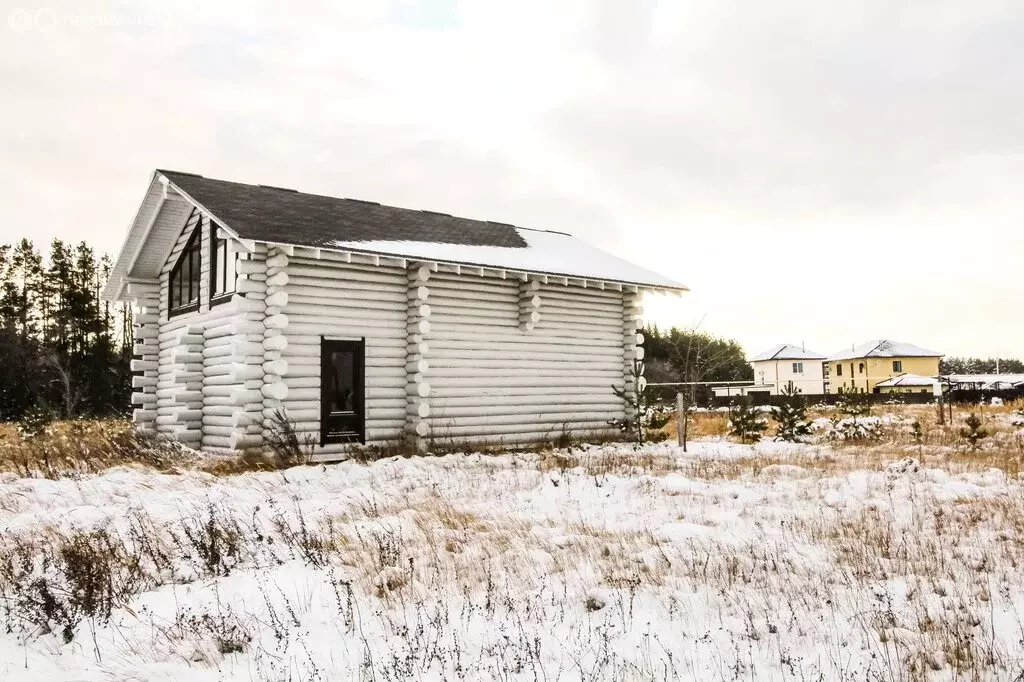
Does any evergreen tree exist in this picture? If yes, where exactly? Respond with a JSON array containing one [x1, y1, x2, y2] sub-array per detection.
[[940, 357, 1024, 374], [960, 413, 987, 451], [729, 396, 767, 444], [611, 357, 670, 447], [773, 382, 812, 442], [0, 237, 133, 419]]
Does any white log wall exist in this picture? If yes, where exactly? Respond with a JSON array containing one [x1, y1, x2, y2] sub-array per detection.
[[277, 255, 409, 456], [132, 229, 645, 455], [134, 213, 269, 453], [413, 269, 627, 445]]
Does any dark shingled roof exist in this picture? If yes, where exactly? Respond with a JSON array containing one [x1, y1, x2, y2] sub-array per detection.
[[158, 170, 529, 249]]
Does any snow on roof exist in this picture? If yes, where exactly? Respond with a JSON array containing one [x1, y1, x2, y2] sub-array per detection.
[[875, 373, 940, 387], [829, 339, 942, 361], [749, 344, 826, 362], [329, 229, 686, 290], [149, 170, 685, 291]]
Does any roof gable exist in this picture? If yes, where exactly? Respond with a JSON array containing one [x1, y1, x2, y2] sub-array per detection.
[[160, 170, 531, 249], [750, 344, 826, 361], [829, 339, 942, 361], [105, 170, 687, 301]]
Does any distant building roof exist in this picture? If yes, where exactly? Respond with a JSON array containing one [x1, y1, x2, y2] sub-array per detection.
[[750, 344, 826, 362], [829, 340, 942, 361], [875, 373, 940, 388], [945, 374, 1024, 388]]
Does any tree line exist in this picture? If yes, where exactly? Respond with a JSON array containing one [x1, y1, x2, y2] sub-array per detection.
[[940, 357, 1024, 375], [642, 324, 753, 404], [0, 238, 133, 420]]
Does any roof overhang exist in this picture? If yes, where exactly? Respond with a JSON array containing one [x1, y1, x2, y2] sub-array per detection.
[[104, 171, 688, 302], [254, 239, 687, 296], [103, 172, 247, 303]]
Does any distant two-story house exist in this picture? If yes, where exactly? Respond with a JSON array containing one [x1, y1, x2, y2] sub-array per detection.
[[827, 340, 942, 394], [712, 343, 826, 398], [749, 344, 826, 395]]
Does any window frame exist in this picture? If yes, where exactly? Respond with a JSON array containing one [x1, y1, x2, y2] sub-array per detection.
[[209, 221, 238, 307], [167, 221, 202, 318], [792, 362, 804, 374], [893, 360, 903, 373], [319, 337, 366, 445], [836, 364, 843, 377]]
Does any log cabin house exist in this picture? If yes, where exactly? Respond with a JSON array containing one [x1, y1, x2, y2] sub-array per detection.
[[102, 170, 686, 456]]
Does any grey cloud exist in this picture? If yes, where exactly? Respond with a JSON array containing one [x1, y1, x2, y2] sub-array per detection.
[[547, 0, 1024, 217], [209, 118, 622, 245]]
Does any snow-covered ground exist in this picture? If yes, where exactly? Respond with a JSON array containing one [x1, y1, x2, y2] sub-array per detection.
[[1, 437, 1023, 680]]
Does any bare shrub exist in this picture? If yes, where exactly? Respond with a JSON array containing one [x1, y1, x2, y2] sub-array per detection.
[[268, 498, 343, 568], [164, 602, 254, 660], [178, 505, 246, 577], [0, 527, 150, 643], [346, 434, 422, 463], [265, 407, 314, 468]]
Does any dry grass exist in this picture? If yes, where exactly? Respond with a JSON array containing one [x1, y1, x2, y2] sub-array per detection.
[[3, 423, 1024, 679], [0, 419, 195, 478], [662, 410, 729, 441]]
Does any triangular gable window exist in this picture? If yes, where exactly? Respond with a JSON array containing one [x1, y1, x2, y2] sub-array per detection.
[[168, 219, 202, 316]]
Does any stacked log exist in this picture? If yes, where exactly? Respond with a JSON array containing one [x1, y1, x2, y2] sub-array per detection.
[[406, 264, 432, 447], [622, 290, 645, 411], [199, 255, 266, 452], [155, 324, 203, 444], [423, 271, 625, 443], [518, 279, 541, 332], [278, 252, 408, 455], [260, 247, 289, 443], [140, 224, 654, 454], [128, 282, 160, 433]]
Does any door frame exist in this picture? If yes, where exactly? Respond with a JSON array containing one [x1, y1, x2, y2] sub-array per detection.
[[319, 336, 366, 445]]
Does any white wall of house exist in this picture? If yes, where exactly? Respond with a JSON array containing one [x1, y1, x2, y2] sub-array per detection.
[[134, 239, 641, 455], [276, 256, 634, 454], [750, 358, 825, 395], [421, 269, 628, 446], [144, 214, 266, 453]]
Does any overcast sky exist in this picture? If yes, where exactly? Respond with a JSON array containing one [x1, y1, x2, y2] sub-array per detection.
[[2, 0, 1022, 358]]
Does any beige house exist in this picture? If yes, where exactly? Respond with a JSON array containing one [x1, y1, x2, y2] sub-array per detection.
[[827, 340, 942, 394]]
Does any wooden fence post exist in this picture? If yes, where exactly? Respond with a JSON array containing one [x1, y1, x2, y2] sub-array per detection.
[[677, 391, 684, 447]]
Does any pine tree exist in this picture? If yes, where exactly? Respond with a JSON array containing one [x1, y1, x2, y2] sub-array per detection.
[[960, 413, 987, 451], [47, 239, 74, 354], [773, 382, 812, 442], [2, 239, 44, 341], [0, 237, 133, 419], [729, 396, 767, 444], [612, 357, 670, 447]]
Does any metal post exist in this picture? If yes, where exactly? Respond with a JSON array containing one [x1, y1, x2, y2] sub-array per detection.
[[677, 391, 684, 447]]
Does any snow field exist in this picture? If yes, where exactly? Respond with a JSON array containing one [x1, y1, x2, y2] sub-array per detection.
[[0, 437, 1023, 680]]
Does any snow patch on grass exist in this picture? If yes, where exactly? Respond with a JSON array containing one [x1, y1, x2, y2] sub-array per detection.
[[1, 436, 1023, 680]]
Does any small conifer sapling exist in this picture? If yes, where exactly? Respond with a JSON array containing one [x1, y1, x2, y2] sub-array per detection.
[[773, 382, 812, 443], [960, 413, 987, 451], [729, 396, 768, 444]]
